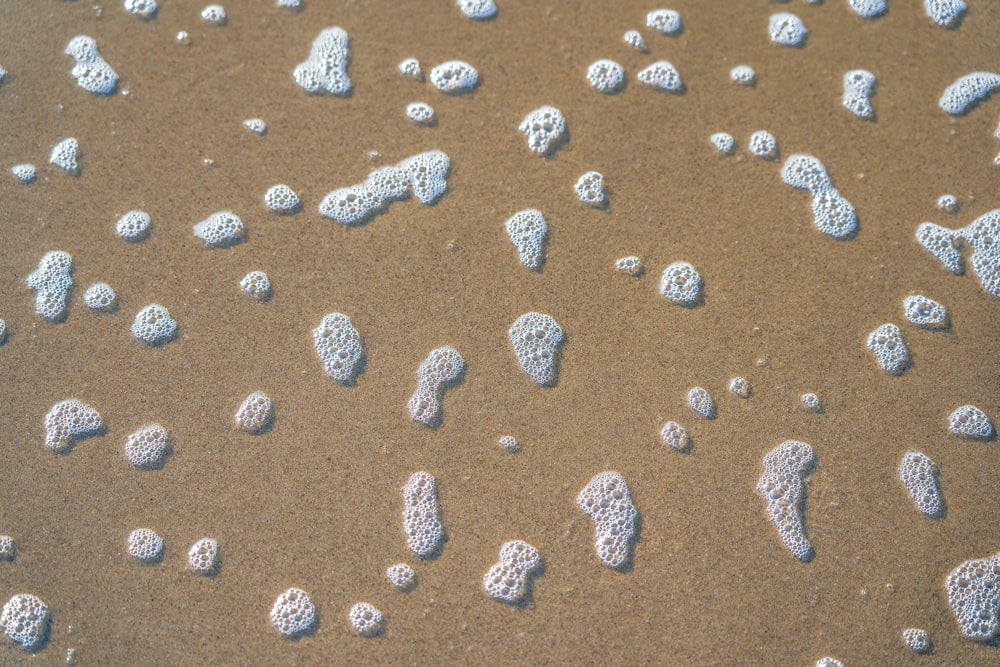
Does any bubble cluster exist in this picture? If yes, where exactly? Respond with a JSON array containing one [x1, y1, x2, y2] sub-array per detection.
[[945, 550, 1000, 640], [402, 471, 444, 559], [815, 659, 844, 667], [660, 421, 689, 452], [729, 377, 751, 398], [756, 440, 816, 562], [902, 628, 931, 653], [936, 194, 959, 213], [519, 106, 567, 156], [615, 256, 644, 277], [408, 346, 465, 427], [45, 399, 103, 453], [201, 5, 227, 24], [915, 222, 963, 274], [781, 154, 858, 239], [961, 209, 1000, 298], [50, 137, 80, 174], [576, 471, 639, 570], [866, 323, 910, 376], [586, 60, 625, 94], [498, 435, 520, 453], [574, 171, 606, 207], [899, 451, 943, 517], [132, 304, 177, 345], [749, 130, 778, 160], [124, 0, 157, 18], [270, 588, 316, 638], [235, 391, 274, 434], [948, 405, 994, 440], [730, 65, 756, 86], [27, 250, 73, 322], [457, 0, 496, 20], [429, 61, 479, 94], [312, 313, 364, 385], [710, 132, 736, 155], [1, 594, 49, 651], [646, 9, 682, 35], [623, 30, 646, 51], [483, 540, 543, 604], [505, 209, 547, 270], [264, 185, 300, 214], [193, 211, 246, 248], [687, 387, 715, 419], [769, 13, 808, 48], [116, 210, 152, 242], [243, 118, 267, 135], [348, 602, 383, 637], [659, 261, 703, 306], [848, 0, 888, 19], [398, 58, 423, 81], [637, 61, 683, 93], [842, 69, 876, 120], [939, 72, 1000, 115], [925, 0, 966, 28], [0, 536, 13, 562], [240, 271, 272, 301], [405, 102, 435, 125], [188, 538, 219, 574], [128, 528, 164, 562], [386, 563, 416, 591], [903, 295, 948, 329], [11, 164, 36, 184], [125, 423, 170, 469], [64, 36, 118, 95], [84, 283, 117, 312], [801, 393, 822, 412], [508, 312, 565, 386], [294, 27, 351, 96]]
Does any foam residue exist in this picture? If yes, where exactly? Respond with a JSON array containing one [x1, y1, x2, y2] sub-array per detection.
[[729, 377, 751, 398], [574, 171, 606, 207], [240, 271, 272, 301], [576, 471, 639, 569], [131, 304, 178, 345], [408, 346, 465, 427], [842, 69, 876, 120], [505, 209, 547, 270], [637, 61, 683, 92], [234, 391, 274, 434], [127, 527, 164, 562], [866, 323, 910, 375], [660, 420, 689, 452], [483, 540, 543, 603], [270, 588, 316, 638], [243, 118, 267, 135], [756, 440, 816, 562], [124, 0, 157, 18], [623, 30, 646, 51], [50, 137, 80, 175], [615, 256, 644, 276], [519, 106, 566, 156], [293, 27, 351, 96], [945, 550, 1000, 640], [188, 538, 219, 574], [1, 594, 49, 650], [27, 250, 73, 322], [801, 393, 822, 412], [710, 132, 735, 155], [125, 423, 170, 469], [398, 58, 423, 81], [586, 60, 625, 94], [781, 154, 858, 239], [457, 0, 496, 20], [264, 185, 300, 214], [902, 628, 931, 653], [937, 194, 959, 213], [429, 61, 478, 94], [193, 211, 245, 248], [848, 0, 888, 19], [925, 0, 967, 28], [508, 312, 565, 386], [312, 313, 364, 385], [939, 72, 1000, 115], [402, 471, 444, 559], [116, 210, 152, 242], [201, 5, 227, 25], [348, 602, 383, 637], [915, 222, 963, 274], [11, 164, 36, 184], [768, 13, 808, 47], [948, 404, 995, 440], [730, 65, 756, 86], [646, 9, 682, 35], [899, 451, 943, 517], [659, 261, 703, 306], [749, 130, 778, 159], [903, 295, 948, 329], [45, 399, 103, 452], [405, 101, 435, 125], [64, 36, 118, 95], [687, 387, 716, 419], [386, 563, 416, 590]]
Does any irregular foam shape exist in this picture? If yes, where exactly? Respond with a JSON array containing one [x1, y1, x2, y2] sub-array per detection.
[[312, 313, 364, 384], [50, 137, 80, 174], [270, 588, 316, 638], [769, 13, 808, 47], [0, 536, 14, 561], [264, 185, 300, 214], [518, 106, 566, 156], [499, 435, 520, 453], [408, 346, 465, 427], [730, 65, 756, 86], [398, 58, 423, 81], [939, 72, 1000, 115], [64, 36, 118, 95], [637, 61, 683, 92], [128, 528, 164, 562], [757, 440, 816, 562], [576, 471, 639, 569], [132, 304, 177, 345], [729, 377, 751, 398], [586, 60, 625, 94], [84, 283, 116, 312], [386, 563, 416, 590], [124, 0, 157, 18], [687, 387, 716, 419], [45, 399, 102, 452], [293, 27, 351, 96], [483, 540, 543, 603], [816, 659, 844, 667], [201, 4, 226, 24], [405, 102, 435, 125], [188, 538, 219, 574], [781, 155, 857, 239], [240, 271, 272, 301], [11, 164, 36, 184], [843, 69, 876, 120], [193, 211, 245, 247], [457, 0, 496, 19], [903, 295, 948, 329], [659, 261, 703, 306], [749, 130, 778, 159], [646, 9, 682, 35], [615, 256, 644, 277], [866, 323, 910, 375], [348, 602, 383, 637], [574, 171, 606, 206], [915, 222, 963, 274], [710, 132, 735, 155], [801, 393, 822, 412], [277, 0, 302, 8], [945, 550, 1000, 640], [970, 241, 1000, 298], [319, 185, 382, 225], [623, 30, 646, 51], [848, 0, 888, 19], [925, 0, 966, 28], [243, 118, 267, 135], [116, 210, 152, 241], [505, 209, 547, 270], [948, 405, 995, 440], [508, 312, 565, 386], [1, 594, 49, 650], [27, 250, 73, 322], [235, 391, 274, 434], [781, 154, 832, 193], [962, 209, 1000, 298], [402, 471, 444, 559], [899, 450, 943, 517], [429, 60, 478, 94], [902, 628, 931, 653], [937, 194, 959, 213], [125, 423, 170, 468], [660, 421, 689, 452]]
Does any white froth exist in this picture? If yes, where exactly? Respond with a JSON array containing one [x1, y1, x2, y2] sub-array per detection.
[[903, 295, 948, 329], [749, 130, 778, 159], [729, 377, 751, 398], [710, 132, 735, 155], [484, 540, 543, 603], [637, 61, 683, 92], [117, 210, 152, 241], [125, 424, 170, 469], [509, 312, 565, 386], [757, 440, 816, 562], [615, 255, 645, 277], [312, 313, 364, 384], [866, 323, 910, 375], [11, 164, 36, 184], [505, 209, 547, 270], [405, 102, 436, 125], [961, 209, 1000, 299], [45, 399, 103, 452], [124, 0, 157, 18], [574, 171, 606, 207], [27, 250, 73, 322], [386, 563, 416, 590], [402, 471, 444, 558], [128, 527, 164, 562], [587, 60, 625, 94], [848, 0, 888, 19], [646, 9, 682, 35], [769, 13, 808, 47], [499, 435, 520, 453], [623, 30, 646, 51], [936, 194, 959, 213], [1, 594, 49, 650], [294, 27, 351, 96], [264, 184, 300, 214], [902, 628, 931, 653], [842, 69, 876, 120], [801, 393, 822, 412], [429, 61, 479, 94], [660, 421, 689, 452], [132, 304, 178, 345], [349, 602, 383, 637], [243, 118, 267, 135], [687, 387, 716, 419], [0, 536, 14, 561], [398, 58, 423, 81], [50, 137, 81, 174], [659, 261, 703, 306], [925, 0, 967, 28], [946, 550, 1000, 640], [201, 5, 227, 24], [948, 405, 995, 440], [84, 283, 117, 312], [270, 588, 316, 638], [235, 391, 274, 434], [188, 538, 219, 574], [519, 106, 567, 156], [240, 271, 271, 301], [577, 471, 638, 569], [781, 154, 858, 239], [898, 451, 943, 517], [64, 36, 118, 95], [939, 72, 1000, 115], [915, 222, 963, 274], [457, 0, 496, 20], [730, 65, 756, 86], [408, 346, 465, 427]]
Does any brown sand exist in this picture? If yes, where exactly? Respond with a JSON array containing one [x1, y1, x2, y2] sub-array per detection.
[[1, 0, 999, 664]]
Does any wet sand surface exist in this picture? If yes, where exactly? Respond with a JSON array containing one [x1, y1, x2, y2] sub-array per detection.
[[0, 1, 999, 664]]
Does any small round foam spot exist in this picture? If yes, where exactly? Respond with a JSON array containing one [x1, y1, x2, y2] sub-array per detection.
[[188, 538, 219, 574], [234, 391, 274, 434], [312, 313, 364, 384], [45, 399, 103, 452], [264, 185, 300, 214], [519, 106, 567, 156], [623, 30, 646, 51], [117, 211, 152, 242], [0, 536, 15, 561], [902, 628, 931, 653], [406, 102, 436, 125], [429, 61, 478, 94], [769, 13, 808, 47], [574, 171, 606, 207], [348, 602, 383, 637], [729, 377, 751, 398], [660, 421, 689, 452], [898, 451, 943, 517], [659, 261, 704, 306], [866, 323, 910, 375], [483, 540, 543, 604], [499, 435, 520, 453], [508, 312, 565, 386], [948, 405, 994, 440], [128, 528, 164, 562], [801, 393, 822, 412], [647, 9, 682, 35], [1, 593, 49, 650], [945, 550, 1000, 640], [386, 563, 416, 590], [132, 304, 178, 346], [125, 423, 170, 469], [240, 271, 272, 301], [586, 60, 625, 94], [730, 65, 756, 86], [84, 283, 117, 312], [270, 588, 316, 638]]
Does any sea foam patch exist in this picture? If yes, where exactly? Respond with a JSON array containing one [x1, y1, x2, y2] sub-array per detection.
[[843, 70, 876, 120], [945, 550, 1000, 640], [408, 346, 465, 427], [1, 594, 49, 650], [519, 106, 566, 156], [638, 61, 683, 92], [457, 0, 496, 20], [27, 251, 73, 322], [899, 450, 943, 517], [294, 27, 351, 96], [576, 471, 639, 569], [50, 138, 80, 174], [132, 304, 177, 345], [660, 261, 703, 306], [769, 13, 808, 47], [587, 60, 625, 94], [193, 211, 245, 247], [45, 399, 103, 452], [939, 72, 1000, 115], [509, 312, 564, 386], [271, 588, 316, 638], [312, 313, 364, 384], [505, 209, 547, 270], [848, 0, 887, 19], [866, 323, 910, 375], [484, 540, 543, 603], [429, 61, 478, 94], [925, 0, 966, 28], [781, 154, 858, 239], [402, 471, 444, 559], [646, 9, 682, 35], [64, 36, 118, 95], [757, 440, 816, 562]]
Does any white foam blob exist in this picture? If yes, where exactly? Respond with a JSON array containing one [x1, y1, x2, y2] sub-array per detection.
[[1, 594, 49, 650], [505, 209, 547, 270], [519, 106, 566, 156], [243, 118, 267, 135], [483, 540, 543, 603], [240, 271, 272, 301], [659, 261, 703, 306], [386, 563, 416, 590], [193, 211, 245, 247], [730, 65, 756, 86], [125, 423, 170, 469], [915, 222, 963, 274], [710, 132, 736, 155], [407, 346, 465, 427], [45, 399, 103, 452], [939, 72, 1000, 115], [586, 59, 625, 94], [64, 36, 118, 95], [781, 154, 858, 239], [660, 420, 689, 452], [757, 440, 816, 562], [842, 69, 876, 120], [848, 0, 888, 19], [293, 27, 351, 96], [312, 313, 364, 385], [124, 0, 157, 18], [84, 283, 117, 312], [646, 8, 682, 35], [132, 304, 178, 345], [116, 210, 152, 241], [398, 58, 423, 81], [264, 184, 300, 214], [402, 471, 444, 558], [348, 603, 383, 637], [866, 323, 910, 375], [508, 312, 565, 386], [749, 130, 778, 159], [429, 60, 478, 94], [687, 387, 716, 419], [615, 255, 645, 277], [925, 0, 967, 28], [11, 164, 36, 184], [623, 30, 646, 51], [270, 588, 316, 638], [902, 628, 931, 653], [937, 194, 959, 213], [128, 527, 164, 562], [899, 451, 943, 517], [201, 5, 227, 25], [903, 295, 948, 329], [405, 101, 435, 125], [961, 209, 1000, 298], [769, 13, 808, 47], [945, 550, 1000, 640], [188, 538, 219, 574], [574, 171, 606, 206], [729, 377, 751, 398], [498, 435, 520, 453], [576, 471, 639, 569], [0, 536, 14, 561], [948, 404, 995, 440], [27, 251, 73, 322], [801, 393, 822, 412], [50, 137, 80, 174], [637, 61, 683, 92], [235, 391, 274, 434], [457, 0, 496, 20]]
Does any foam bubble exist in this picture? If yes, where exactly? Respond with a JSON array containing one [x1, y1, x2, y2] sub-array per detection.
[[188, 538, 219, 574], [576, 471, 639, 569], [948, 405, 995, 440], [637, 61, 684, 93], [646, 9, 682, 35], [483, 540, 543, 603], [398, 58, 423, 81], [660, 421, 689, 452], [235, 391, 274, 434], [429, 61, 478, 94], [574, 171, 606, 207], [757, 440, 816, 562], [84, 283, 117, 312], [729, 377, 751, 398], [498, 435, 520, 453], [457, 0, 496, 19], [899, 451, 943, 517], [405, 101, 435, 125], [843, 69, 876, 120], [277, 0, 302, 8], [939, 72, 1000, 115], [402, 471, 444, 559], [270, 588, 316, 638], [508, 312, 565, 386], [11, 164, 36, 184], [925, 0, 967, 28], [903, 295, 948, 329], [64, 36, 118, 95], [749, 130, 778, 160], [586, 60, 625, 94], [801, 393, 822, 412], [730, 65, 756, 86], [27, 251, 73, 322], [201, 5, 227, 25], [125, 424, 170, 469], [124, 0, 157, 18], [519, 106, 567, 156], [312, 313, 364, 385], [769, 13, 808, 47], [902, 628, 931, 653], [659, 261, 703, 306], [505, 209, 547, 270], [815, 659, 844, 667], [408, 346, 465, 427], [615, 256, 645, 277], [44, 399, 103, 452], [128, 528, 164, 562], [0, 536, 14, 561], [243, 118, 267, 135], [945, 550, 1000, 640], [193, 211, 245, 247], [132, 304, 177, 345], [294, 28, 351, 96], [623, 30, 646, 51], [386, 563, 416, 590], [240, 271, 272, 301], [687, 387, 716, 419], [264, 185, 300, 214], [349, 603, 383, 637], [50, 137, 80, 175], [915, 222, 963, 274], [117, 210, 152, 242], [848, 0, 888, 19], [866, 323, 910, 375], [781, 154, 858, 239], [937, 194, 959, 213], [1, 594, 49, 650], [710, 132, 735, 155], [961, 209, 1000, 298]]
